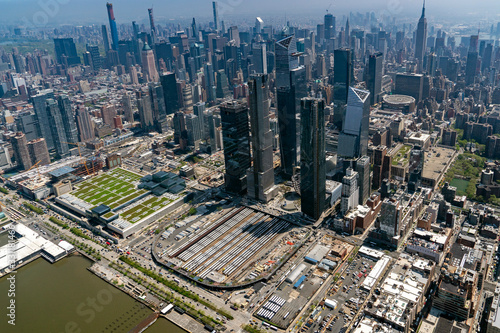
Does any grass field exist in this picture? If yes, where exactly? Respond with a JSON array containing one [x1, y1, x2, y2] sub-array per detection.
[[120, 197, 173, 223], [72, 168, 146, 209], [450, 178, 470, 193]]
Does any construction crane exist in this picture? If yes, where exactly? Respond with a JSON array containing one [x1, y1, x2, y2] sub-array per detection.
[[27, 160, 42, 181], [63, 142, 92, 176]]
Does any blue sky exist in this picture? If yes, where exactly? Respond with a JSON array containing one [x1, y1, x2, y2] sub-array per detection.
[[0, 0, 498, 26]]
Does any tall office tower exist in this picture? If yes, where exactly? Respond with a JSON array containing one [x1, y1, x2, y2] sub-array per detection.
[[337, 88, 370, 159], [57, 95, 78, 143], [356, 156, 370, 205], [324, 13, 335, 40], [212, 1, 219, 33], [220, 100, 251, 194], [185, 114, 203, 149], [372, 146, 387, 189], [86, 45, 102, 70], [193, 102, 206, 139], [148, 83, 168, 133], [172, 112, 187, 148], [53, 38, 80, 66], [182, 86, 193, 111], [246, 74, 277, 202], [11, 132, 32, 170], [148, 8, 156, 45], [341, 168, 359, 215], [276, 34, 307, 178], [345, 19, 350, 46], [216, 70, 230, 98], [469, 35, 479, 53], [136, 91, 154, 132], [252, 43, 267, 74], [482, 43, 493, 72], [379, 198, 401, 238], [160, 72, 179, 114], [141, 43, 159, 82], [276, 35, 299, 88], [16, 112, 40, 142], [191, 18, 198, 39], [31, 90, 55, 150], [76, 106, 95, 142], [229, 26, 240, 46], [465, 51, 479, 85], [46, 99, 69, 158], [415, 1, 427, 73], [28, 138, 50, 166], [426, 52, 437, 76], [255, 17, 264, 34], [101, 104, 116, 127], [366, 52, 383, 105], [101, 25, 110, 53], [394, 73, 424, 101], [333, 48, 354, 129], [122, 94, 134, 123], [204, 63, 216, 102], [300, 98, 326, 220], [106, 3, 119, 51]]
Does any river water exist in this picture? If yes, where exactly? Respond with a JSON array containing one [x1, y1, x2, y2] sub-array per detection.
[[0, 255, 185, 333]]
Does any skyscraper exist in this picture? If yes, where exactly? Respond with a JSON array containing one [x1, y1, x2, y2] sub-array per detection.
[[54, 38, 80, 66], [28, 138, 50, 166], [160, 72, 179, 114], [31, 90, 55, 150], [300, 97, 326, 220], [193, 102, 206, 139], [465, 51, 479, 85], [212, 1, 219, 33], [415, 1, 427, 73], [247, 74, 278, 202], [356, 156, 371, 205], [216, 70, 230, 98], [333, 48, 354, 129], [341, 168, 359, 215], [122, 93, 134, 123], [324, 13, 335, 40], [148, 8, 156, 45], [136, 90, 154, 132], [147, 84, 168, 133], [367, 52, 383, 105], [106, 3, 119, 52], [220, 100, 251, 194], [101, 104, 117, 128], [337, 87, 370, 158], [57, 95, 78, 144], [172, 111, 187, 149], [275, 34, 307, 178], [252, 42, 267, 74], [46, 99, 69, 157], [141, 43, 159, 82], [86, 45, 102, 71], [76, 105, 95, 142], [101, 25, 110, 53], [11, 132, 32, 171]]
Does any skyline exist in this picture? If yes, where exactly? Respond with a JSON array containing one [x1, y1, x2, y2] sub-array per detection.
[[0, 0, 499, 27]]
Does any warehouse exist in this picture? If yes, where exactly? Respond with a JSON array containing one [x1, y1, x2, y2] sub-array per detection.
[[304, 244, 330, 264], [286, 263, 307, 283]]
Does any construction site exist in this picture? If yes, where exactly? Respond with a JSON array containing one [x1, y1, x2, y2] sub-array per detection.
[[157, 206, 304, 288]]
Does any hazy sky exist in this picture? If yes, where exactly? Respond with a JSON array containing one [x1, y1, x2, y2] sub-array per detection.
[[0, 0, 499, 26]]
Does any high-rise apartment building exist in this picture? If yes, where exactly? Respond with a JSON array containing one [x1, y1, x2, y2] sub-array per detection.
[[11, 132, 32, 171]]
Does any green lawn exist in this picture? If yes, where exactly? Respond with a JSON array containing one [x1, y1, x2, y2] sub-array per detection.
[[72, 168, 145, 208], [450, 178, 470, 193]]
